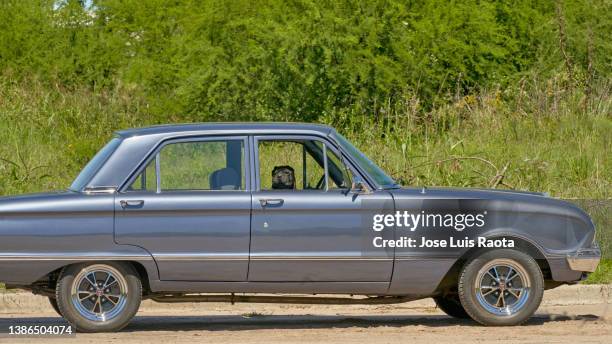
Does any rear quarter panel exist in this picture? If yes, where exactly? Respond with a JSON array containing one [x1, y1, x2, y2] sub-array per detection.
[[0, 192, 156, 284]]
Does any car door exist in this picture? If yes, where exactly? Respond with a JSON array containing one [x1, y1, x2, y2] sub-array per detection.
[[249, 135, 395, 286], [114, 136, 252, 281]]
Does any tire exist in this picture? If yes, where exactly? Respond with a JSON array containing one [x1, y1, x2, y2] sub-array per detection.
[[48, 297, 62, 316], [458, 249, 544, 326], [433, 294, 470, 319], [55, 262, 142, 333]]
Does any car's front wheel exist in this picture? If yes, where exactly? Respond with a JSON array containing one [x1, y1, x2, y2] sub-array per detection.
[[55, 262, 142, 332], [458, 249, 544, 326]]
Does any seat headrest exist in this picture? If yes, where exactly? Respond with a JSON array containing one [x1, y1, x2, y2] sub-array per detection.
[[209, 168, 240, 190]]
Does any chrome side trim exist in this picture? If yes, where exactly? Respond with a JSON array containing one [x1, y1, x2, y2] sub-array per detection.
[[155, 254, 248, 261], [156, 255, 393, 261], [395, 256, 456, 261], [0, 254, 154, 261], [156, 255, 454, 261], [0, 254, 455, 262], [251, 257, 393, 261]]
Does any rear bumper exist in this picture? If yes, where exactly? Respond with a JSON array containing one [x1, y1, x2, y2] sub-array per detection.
[[566, 247, 601, 273]]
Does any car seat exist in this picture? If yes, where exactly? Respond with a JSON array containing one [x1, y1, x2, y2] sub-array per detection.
[[209, 167, 240, 190]]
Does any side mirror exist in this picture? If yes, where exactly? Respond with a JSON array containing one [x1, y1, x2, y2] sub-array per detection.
[[351, 179, 372, 194]]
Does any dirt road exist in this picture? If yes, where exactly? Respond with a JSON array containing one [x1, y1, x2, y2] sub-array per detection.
[[1, 287, 611, 343]]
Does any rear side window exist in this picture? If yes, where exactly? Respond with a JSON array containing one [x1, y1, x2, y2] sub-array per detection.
[[127, 139, 245, 192], [129, 158, 157, 192], [70, 137, 122, 191]]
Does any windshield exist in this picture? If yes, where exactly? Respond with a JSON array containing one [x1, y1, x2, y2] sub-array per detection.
[[333, 133, 397, 188], [70, 137, 122, 191]]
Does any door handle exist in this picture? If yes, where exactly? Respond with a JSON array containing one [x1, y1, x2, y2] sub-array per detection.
[[120, 200, 145, 209], [259, 198, 284, 207]]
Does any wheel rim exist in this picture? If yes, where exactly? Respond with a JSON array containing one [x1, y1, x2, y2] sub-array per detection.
[[70, 265, 128, 322], [474, 258, 531, 316]]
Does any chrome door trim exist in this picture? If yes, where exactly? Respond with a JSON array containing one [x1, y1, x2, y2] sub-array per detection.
[[0, 254, 154, 261], [154, 254, 249, 261]]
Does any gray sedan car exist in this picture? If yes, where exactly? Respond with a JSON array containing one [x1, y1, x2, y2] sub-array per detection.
[[0, 123, 600, 332]]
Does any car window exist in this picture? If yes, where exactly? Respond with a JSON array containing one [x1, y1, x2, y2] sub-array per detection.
[[70, 137, 122, 191], [326, 148, 353, 190], [129, 158, 157, 192], [334, 133, 397, 188], [258, 140, 327, 191], [128, 139, 245, 191]]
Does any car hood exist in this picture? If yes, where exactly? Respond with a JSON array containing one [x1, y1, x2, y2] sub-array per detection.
[[389, 186, 592, 227]]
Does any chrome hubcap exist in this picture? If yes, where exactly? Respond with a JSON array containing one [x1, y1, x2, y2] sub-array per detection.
[[475, 259, 531, 316], [71, 265, 128, 322]]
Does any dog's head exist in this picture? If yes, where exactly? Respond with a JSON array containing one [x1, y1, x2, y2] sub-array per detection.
[[271, 165, 295, 189]]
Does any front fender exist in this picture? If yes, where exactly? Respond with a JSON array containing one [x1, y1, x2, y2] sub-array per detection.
[[386, 189, 596, 294]]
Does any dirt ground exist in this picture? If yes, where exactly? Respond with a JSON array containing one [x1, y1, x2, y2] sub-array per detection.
[[0, 298, 610, 343]]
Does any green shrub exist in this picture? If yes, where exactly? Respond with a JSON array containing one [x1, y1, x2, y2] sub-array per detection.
[[0, 0, 609, 122]]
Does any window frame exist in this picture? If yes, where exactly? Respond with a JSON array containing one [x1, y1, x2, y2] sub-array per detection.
[[253, 135, 363, 192], [118, 135, 251, 193], [325, 146, 354, 190]]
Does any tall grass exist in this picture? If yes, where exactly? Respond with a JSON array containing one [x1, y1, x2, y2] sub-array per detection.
[[1, 76, 609, 198], [329, 76, 610, 200], [0, 78, 151, 195]]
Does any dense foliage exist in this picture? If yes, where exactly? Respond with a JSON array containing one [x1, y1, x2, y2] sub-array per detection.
[[0, 0, 609, 122]]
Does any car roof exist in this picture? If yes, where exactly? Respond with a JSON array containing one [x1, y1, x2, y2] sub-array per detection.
[[115, 122, 335, 137]]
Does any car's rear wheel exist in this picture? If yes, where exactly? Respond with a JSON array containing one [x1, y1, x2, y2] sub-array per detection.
[[55, 262, 142, 332], [48, 297, 62, 316], [458, 249, 544, 326], [433, 294, 470, 319]]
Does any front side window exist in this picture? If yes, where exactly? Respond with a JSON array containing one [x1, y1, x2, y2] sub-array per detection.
[[258, 138, 355, 191], [258, 140, 326, 191], [127, 139, 245, 192]]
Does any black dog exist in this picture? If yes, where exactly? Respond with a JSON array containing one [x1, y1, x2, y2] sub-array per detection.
[[271, 165, 295, 189]]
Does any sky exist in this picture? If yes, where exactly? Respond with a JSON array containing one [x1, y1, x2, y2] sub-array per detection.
[[54, 0, 95, 11]]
